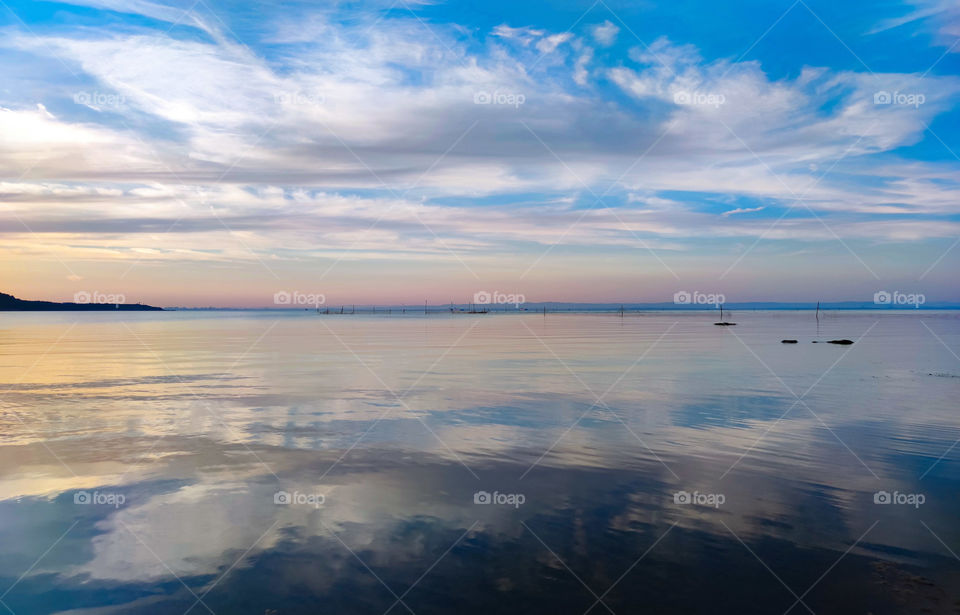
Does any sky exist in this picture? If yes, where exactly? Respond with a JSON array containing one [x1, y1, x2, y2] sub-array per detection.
[[0, 0, 958, 307]]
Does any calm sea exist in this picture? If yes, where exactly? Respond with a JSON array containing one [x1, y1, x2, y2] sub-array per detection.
[[1, 310, 958, 614]]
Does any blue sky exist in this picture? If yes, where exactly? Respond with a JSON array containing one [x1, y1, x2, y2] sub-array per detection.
[[0, 0, 958, 306]]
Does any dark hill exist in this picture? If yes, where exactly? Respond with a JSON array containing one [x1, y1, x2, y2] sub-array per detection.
[[0, 292, 163, 311]]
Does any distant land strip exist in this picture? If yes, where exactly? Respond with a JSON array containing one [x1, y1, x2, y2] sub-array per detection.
[[0, 292, 162, 311]]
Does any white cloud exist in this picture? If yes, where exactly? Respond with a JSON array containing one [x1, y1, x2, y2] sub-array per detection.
[[591, 20, 620, 46], [0, 104, 162, 177], [869, 0, 960, 45], [535, 32, 573, 54], [574, 48, 593, 85], [722, 206, 765, 216], [492, 24, 545, 46], [0, 13, 957, 270]]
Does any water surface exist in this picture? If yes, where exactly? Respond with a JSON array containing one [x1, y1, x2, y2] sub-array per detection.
[[1, 310, 959, 614]]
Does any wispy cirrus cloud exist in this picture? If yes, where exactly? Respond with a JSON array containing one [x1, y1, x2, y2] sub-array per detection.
[[869, 0, 960, 44]]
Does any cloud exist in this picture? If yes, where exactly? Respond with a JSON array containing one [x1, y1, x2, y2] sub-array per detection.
[[574, 48, 593, 85], [869, 0, 960, 45], [0, 5, 959, 296], [591, 20, 620, 46], [4, 180, 958, 268], [7, 24, 955, 209], [492, 24, 572, 54], [0, 104, 164, 178], [492, 24, 545, 46], [722, 206, 765, 216], [607, 37, 960, 208], [536, 32, 573, 54]]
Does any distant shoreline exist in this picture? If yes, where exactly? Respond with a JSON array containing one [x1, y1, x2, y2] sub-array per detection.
[[0, 292, 162, 312], [165, 305, 958, 313], [5, 292, 959, 313], [167, 302, 959, 311]]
